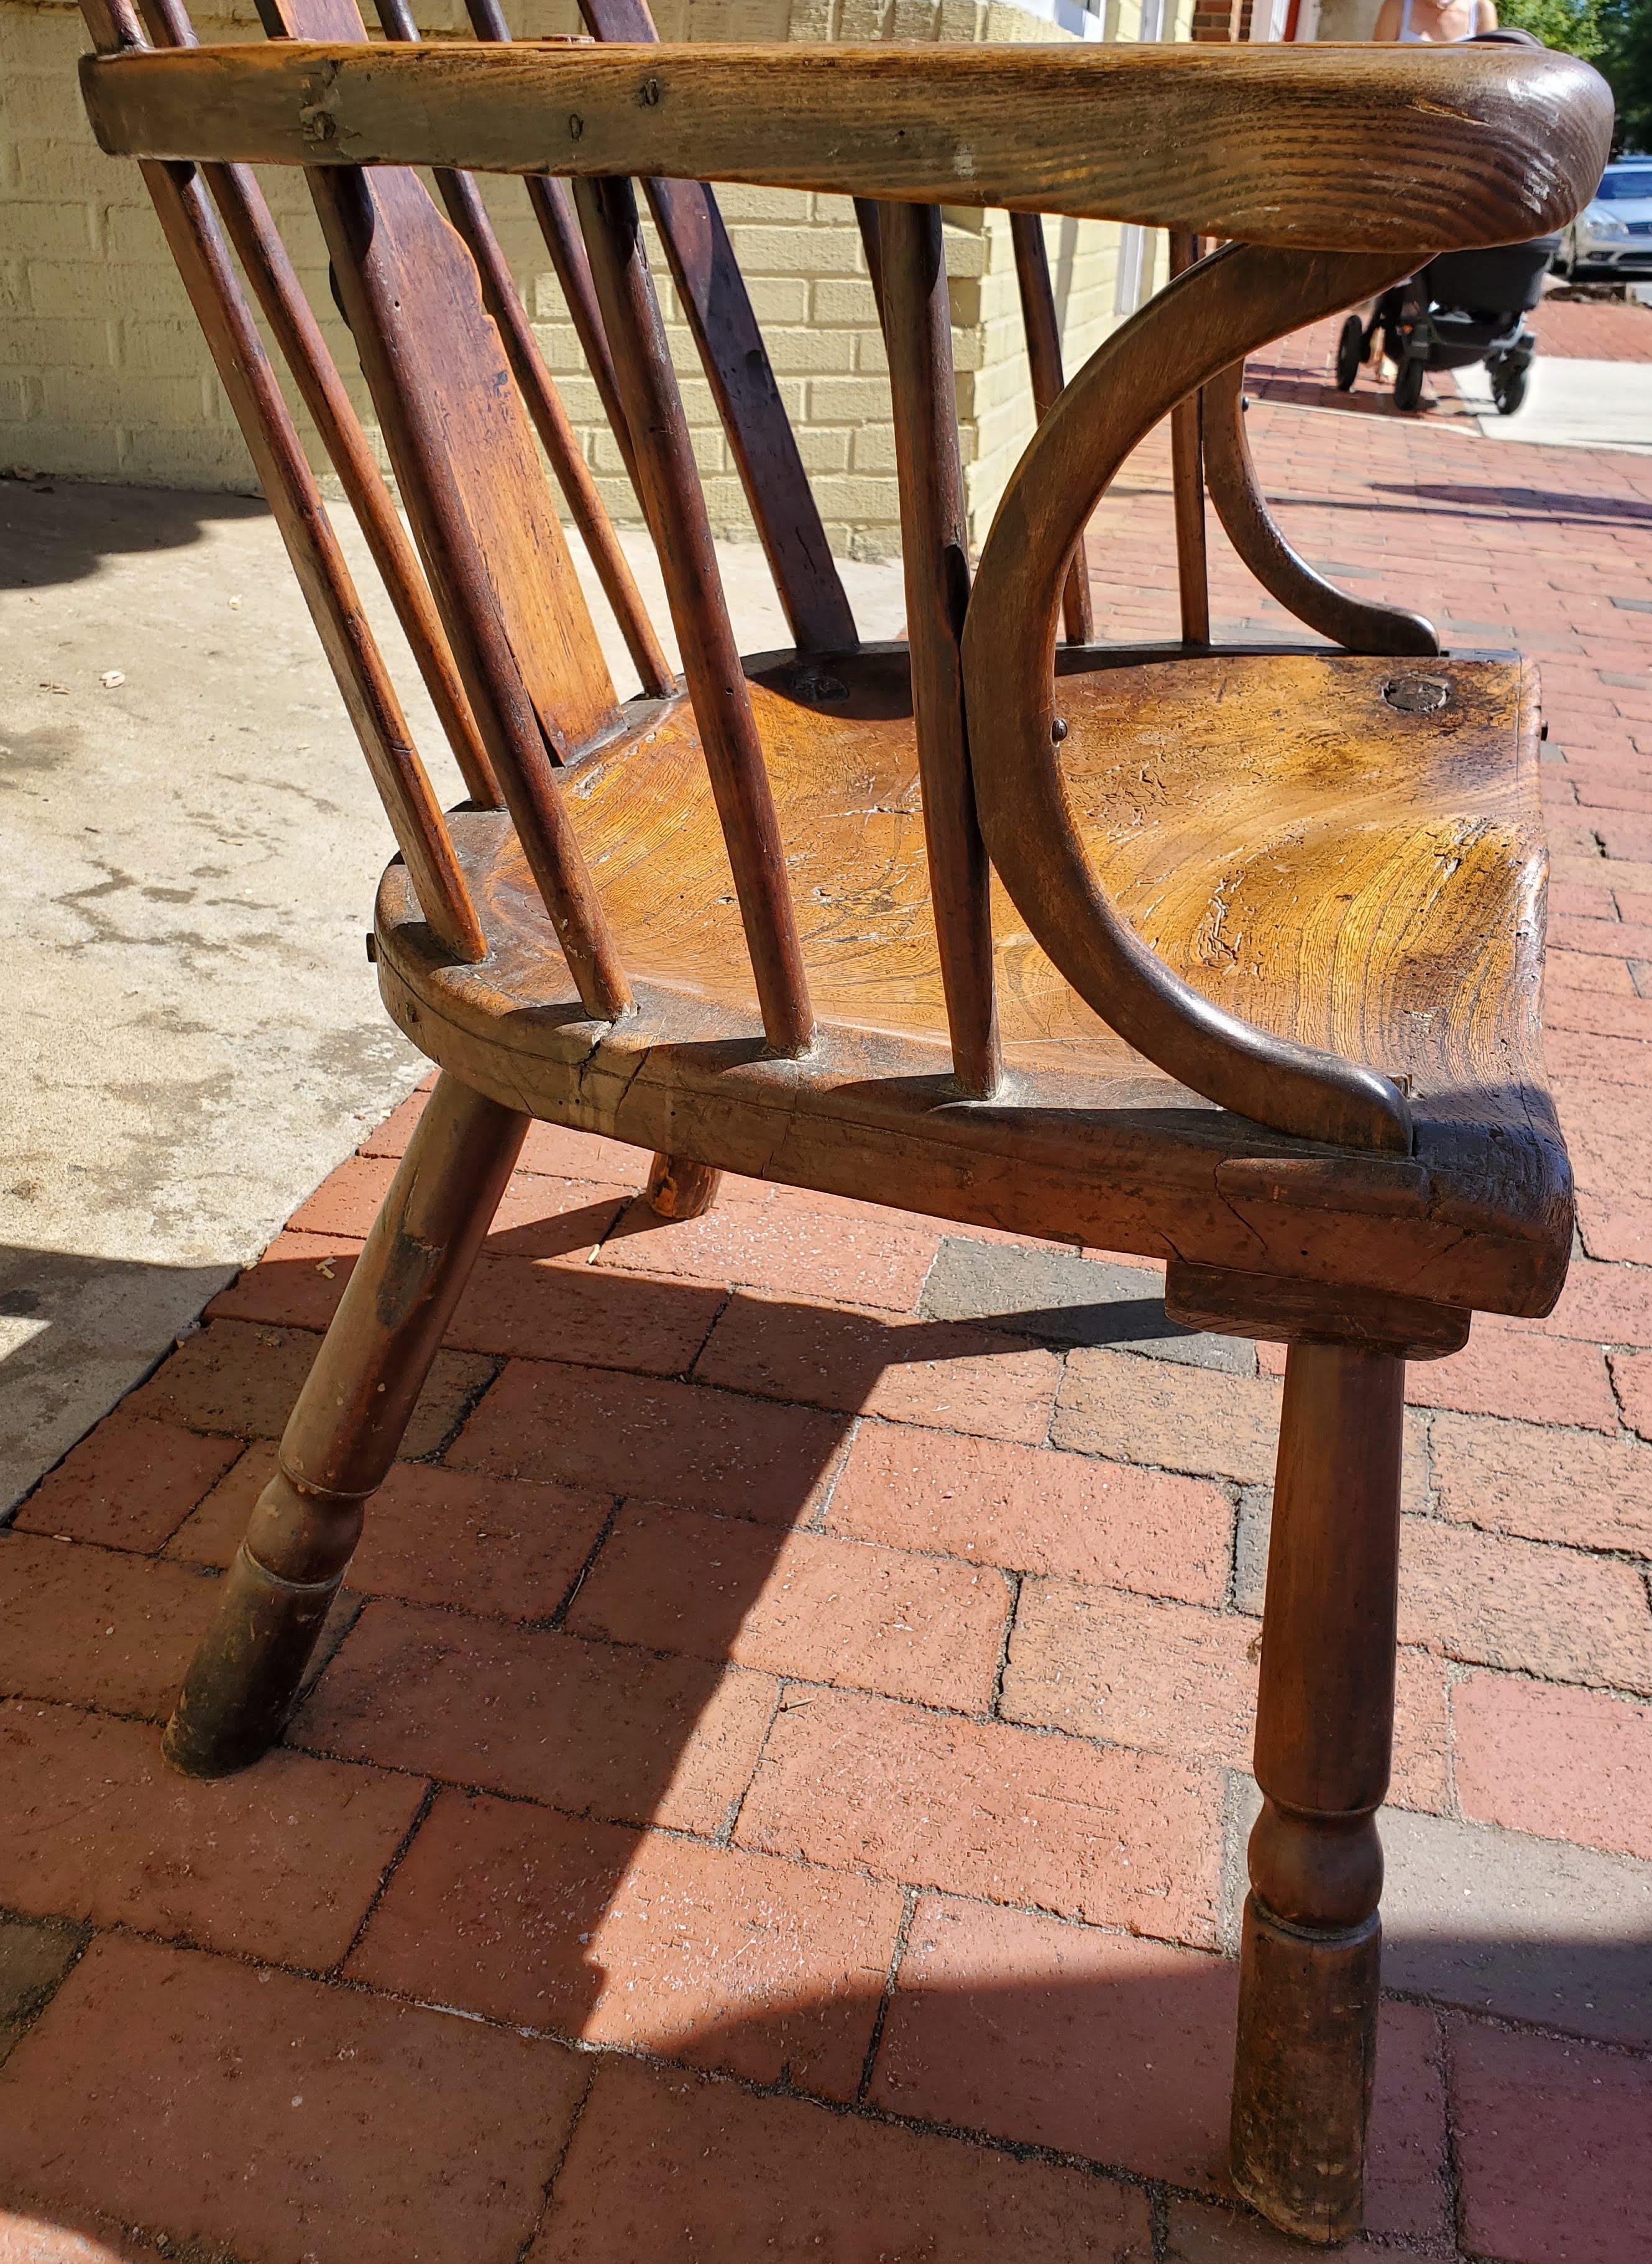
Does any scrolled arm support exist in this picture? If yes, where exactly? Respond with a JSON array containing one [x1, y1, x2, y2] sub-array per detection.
[[1200, 359, 1438, 658], [963, 241, 1423, 1154]]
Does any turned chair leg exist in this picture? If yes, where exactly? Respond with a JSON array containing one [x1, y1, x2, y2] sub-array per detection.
[[646, 1150, 722, 1220], [1230, 1339, 1405, 2245], [163, 1073, 528, 1777]]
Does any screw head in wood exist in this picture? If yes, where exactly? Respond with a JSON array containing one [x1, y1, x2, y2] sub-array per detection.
[[1380, 673, 1449, 715]]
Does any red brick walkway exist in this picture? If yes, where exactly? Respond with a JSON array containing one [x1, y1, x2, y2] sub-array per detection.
[[1532, 293, 1652, 362], [5, 377, 1652, 2263]]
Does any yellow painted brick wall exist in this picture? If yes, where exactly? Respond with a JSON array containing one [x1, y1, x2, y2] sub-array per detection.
[[1, 0, 1191, 551], [943, 0, 1197, 542]]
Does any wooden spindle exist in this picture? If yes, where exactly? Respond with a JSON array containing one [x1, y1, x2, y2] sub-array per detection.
[[371, 0, 674, 701], [855, 196, 887, 331], [524, 173, 645, 482], [78, 0, 145, 62], [134, 0, 501, 810], [576, 0, 860, 659], [77, 0, 486, 962], [881, 203, 1001, 1101], [156, 169, 488, 963], [576, 172, 813, 1060], [1010, 210, 1093, 648], [1168, 229, 1212, 649]]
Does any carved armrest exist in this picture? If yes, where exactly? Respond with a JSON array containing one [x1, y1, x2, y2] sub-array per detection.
[[83, 38, 1608, 257]]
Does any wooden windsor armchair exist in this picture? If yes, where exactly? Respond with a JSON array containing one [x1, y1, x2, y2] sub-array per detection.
[[75, 2, 1608, 2242]]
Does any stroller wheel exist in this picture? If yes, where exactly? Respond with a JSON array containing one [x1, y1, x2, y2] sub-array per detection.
[[1336, 313, 1365, 391], [1393, 356, 1426, 413], [1492, 362, 1530, 415]]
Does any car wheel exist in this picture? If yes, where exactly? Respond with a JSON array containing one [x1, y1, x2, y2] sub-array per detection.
[[1393, 356, 1426, 412], [1336, 314, 1365, 391]]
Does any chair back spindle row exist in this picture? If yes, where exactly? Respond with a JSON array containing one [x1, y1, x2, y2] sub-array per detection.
[[133, 0, 502, 810], [86, 0, 847, 1052], [254, 0, 638, 1017], [139, 0, 505, 809], [78, 0, 490, 965]]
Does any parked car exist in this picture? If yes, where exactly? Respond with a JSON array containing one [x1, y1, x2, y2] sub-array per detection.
[[1553, 155, 1652, 282]]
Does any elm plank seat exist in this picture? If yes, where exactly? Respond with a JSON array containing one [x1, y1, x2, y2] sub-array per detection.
[[75, 2, 1609, 2244]]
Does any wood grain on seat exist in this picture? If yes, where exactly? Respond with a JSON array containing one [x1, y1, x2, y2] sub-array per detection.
[[369, 645, 1567, 1321], [466, 648, 1542, 1098]]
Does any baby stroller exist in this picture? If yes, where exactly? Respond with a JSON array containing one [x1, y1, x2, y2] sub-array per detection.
[[1334, 234, 1561, 415]]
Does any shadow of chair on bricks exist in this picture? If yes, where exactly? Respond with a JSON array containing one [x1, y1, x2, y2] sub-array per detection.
[[0, 1214, 1648, 2262], [1370, 481, 1652, 528]]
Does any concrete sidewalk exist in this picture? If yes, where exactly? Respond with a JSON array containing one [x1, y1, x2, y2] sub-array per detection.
[[1255, 286, 1652, 454], [0, 477, 904, 1512], [6, 354, 1652, 2260], [1456, 354, 1652, 453], [1471, 293, 1652, 452]]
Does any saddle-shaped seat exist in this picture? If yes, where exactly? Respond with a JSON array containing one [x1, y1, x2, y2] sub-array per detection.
[[377, 643, 1561, 1319]]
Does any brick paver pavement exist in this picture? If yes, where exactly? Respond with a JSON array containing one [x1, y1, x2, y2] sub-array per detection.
[[5, 347, 1652, 2262], [1531, 294, 1652, 362]]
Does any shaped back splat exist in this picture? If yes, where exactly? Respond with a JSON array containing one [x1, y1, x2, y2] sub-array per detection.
[[259, 0, 621, 765]]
